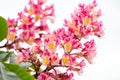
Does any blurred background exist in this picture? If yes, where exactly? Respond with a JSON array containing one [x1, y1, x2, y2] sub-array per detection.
[[0, 0, 120, 80]]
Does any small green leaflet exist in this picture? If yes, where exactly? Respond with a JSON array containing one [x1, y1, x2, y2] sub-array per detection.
[[0, 16, 8, 41]]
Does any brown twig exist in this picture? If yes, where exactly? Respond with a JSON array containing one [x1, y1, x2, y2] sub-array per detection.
[[0, 39, 20, 49], [30, 58, 39, 78], [43, 65, 68, 72]]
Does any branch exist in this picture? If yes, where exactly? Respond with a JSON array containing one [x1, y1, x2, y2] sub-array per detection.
[[43, 65, 69, 72], [0, 39, 20, 49]]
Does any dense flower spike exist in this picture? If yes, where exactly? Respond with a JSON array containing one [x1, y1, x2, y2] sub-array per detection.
[[0, 0, 103, 80]]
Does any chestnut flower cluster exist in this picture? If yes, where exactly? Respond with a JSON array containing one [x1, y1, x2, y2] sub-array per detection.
[[3, 0, 104, 80]]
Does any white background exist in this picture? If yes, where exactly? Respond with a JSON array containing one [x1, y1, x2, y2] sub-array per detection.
[[0, 0, 120, 80]]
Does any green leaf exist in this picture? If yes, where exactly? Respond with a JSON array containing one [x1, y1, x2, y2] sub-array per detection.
[[0, 62, 20, 80], [0, 51, 5, 54], [0, 63, 8, 80], [6, 72, 20, 80], [2, 52, 13, 62], [3, 63, 35, 80], [0, 16, 8, 41], [10, 53, 15, 63], [0, 51, 13, 62]]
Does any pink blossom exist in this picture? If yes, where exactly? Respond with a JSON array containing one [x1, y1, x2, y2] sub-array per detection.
[[70, 56, 77, 65], [71, 39, 82, 49], [50, 53, 59, 65], [82, 40, 96, 63], [42, 51, 51, 65], [42, 56, 50, 65], [61, 54, 70, 66], [7, 28, 16, 41], [32, 45, 43, 54], [3, 0, 104, 80], [19, 30, 29, 41], [57, 72, 74, 80], [7, 18, 17, 27], [53, 28, 66, 40], [91, 21, 104, 37], [92, 9, 102, 21], [44, 36, 57, 52], [16, 48, 31, 63], [21, 49, 31, 61], [17, 12, 24, 19], [79, 59, 86, 68], [34, 38, 41, 44], [37, 73, 47, 80]]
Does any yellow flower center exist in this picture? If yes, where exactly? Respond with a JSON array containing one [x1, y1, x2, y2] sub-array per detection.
[[43, 57, 49, 65], [28, 7, 34, 15], [62, 56, 69, 65], [68, 22, 75, 27], [84, 17, 90, 26], [28, 37, 34, 44], [64, 42, 71, 53], [9, 32, 15, 41], [35, 14, 40, 22], [49, 35, 54, 39], [48, 42, 55, 51], [22, 17, 29, 24], [74, 27, 79, 33], [93, 12, 97, 20]]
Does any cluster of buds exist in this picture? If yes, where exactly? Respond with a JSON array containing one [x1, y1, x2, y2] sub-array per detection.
[[3, 0, 104, 80]]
